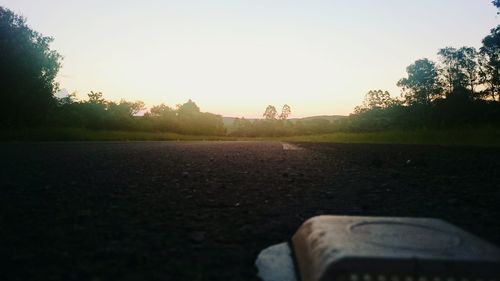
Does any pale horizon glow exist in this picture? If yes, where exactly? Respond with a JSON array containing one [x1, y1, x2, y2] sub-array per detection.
[[1, 0, 498, 117]]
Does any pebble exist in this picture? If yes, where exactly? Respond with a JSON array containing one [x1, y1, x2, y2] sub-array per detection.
[[190, 231, 206, 243]]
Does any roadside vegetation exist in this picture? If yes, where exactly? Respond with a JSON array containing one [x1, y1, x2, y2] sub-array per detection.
[[1, 3, 500, 144]]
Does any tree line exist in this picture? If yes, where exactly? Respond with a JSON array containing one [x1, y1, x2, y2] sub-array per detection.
[[51, 92, 225, 135], [341, 1, 500, 131], [1, 3, 500, 137], [346, 30, 500, 131], [0, 6, 224, 135], [217, 1, 500, 136]]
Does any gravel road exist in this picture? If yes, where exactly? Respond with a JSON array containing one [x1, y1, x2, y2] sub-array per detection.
[[1, 141, 499, 280]]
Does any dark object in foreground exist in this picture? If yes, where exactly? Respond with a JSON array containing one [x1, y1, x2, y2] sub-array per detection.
[[257, 216, 500, 281]]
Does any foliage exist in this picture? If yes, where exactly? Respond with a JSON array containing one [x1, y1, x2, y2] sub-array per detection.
[[397, 59, 442, 105], [2, 3, 500, 139], [354, 90, 399, 113], [438, 47, 480, 94], [480, 26, 500, 101], [279, 104, 291, 120], [262, 105, 278, 120], [494, 0, 500, 12], [51, 93, 225, 135], [0, 6, 62, 127]]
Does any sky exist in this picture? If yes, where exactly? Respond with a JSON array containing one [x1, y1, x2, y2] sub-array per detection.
[[0, 0, 498, 117]]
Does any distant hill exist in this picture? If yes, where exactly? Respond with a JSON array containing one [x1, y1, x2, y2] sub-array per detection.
[[289, 115, 346, 122], [223, 115, 346, 127]]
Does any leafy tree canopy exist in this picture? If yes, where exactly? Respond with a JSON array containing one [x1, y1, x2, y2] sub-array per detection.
[[177, 99, 200, 116], [397, 58, 442, 105], [0, 6, 62, 127], [279, 104, 291, 120], [263, 105, 278, 120]]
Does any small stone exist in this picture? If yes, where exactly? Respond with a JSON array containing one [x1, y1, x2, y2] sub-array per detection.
[[190, 231, 206, 243]]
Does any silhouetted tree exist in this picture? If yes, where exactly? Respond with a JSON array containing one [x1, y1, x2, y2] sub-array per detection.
[[458, 47, 480, 93], [438, 47, 479, 94], [438, 47, 468, 93], [263, 105, 277, 120], [279, 104, 291, 120], [354, 90, 398, 113], [480, 26, 500, 101], [87, 91, 106, 104], [0, 7, 62, 127], [397, 59, 442, 105]]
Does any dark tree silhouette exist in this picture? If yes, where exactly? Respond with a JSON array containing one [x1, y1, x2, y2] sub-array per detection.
[[354, 90, 397, 113], [0, 7, 62, 127], [438, 47, 467, 93], [480, 26, 500, 101], [87, 91, 106, 104], [458, 47, 480, 93], [438, 47, 479, 94], [397, 59, 442, 105]]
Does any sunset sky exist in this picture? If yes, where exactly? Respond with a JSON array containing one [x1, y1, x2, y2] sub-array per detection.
[[0, 0, 498, 117]]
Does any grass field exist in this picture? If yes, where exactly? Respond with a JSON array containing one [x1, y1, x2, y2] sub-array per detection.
[[282, 127, 500, 147], [1, 127, 500, 147], [0, 127, 235, 141]]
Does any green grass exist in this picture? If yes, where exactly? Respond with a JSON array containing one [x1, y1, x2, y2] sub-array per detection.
[[280, 127, 500, 147], [1, 127, 500, 147], [0, 127, 236, 141]]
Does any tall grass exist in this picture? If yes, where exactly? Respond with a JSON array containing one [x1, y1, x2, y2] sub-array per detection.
[[281, 127, 500, 147], [1, 127, 499, 147], [0, 127, 234, 141]]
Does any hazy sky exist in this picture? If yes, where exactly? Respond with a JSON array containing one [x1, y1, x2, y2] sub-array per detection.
[[1, 1, 498, 117]]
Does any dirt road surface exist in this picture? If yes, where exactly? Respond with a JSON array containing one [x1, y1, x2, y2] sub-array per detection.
[[1, 141, 499, 280]]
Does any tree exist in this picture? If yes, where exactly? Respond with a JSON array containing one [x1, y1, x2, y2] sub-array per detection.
[[397, 59, 442, 105], [147, 103, 174, 117], [232, 117, 253, 136], [279, 104, 291, 120], [117, 100, 145, 116], [0, 7, 62, 127], [177, 99, 200, 116], [479, 26, 500, 101], [438, 47, 480, 94], [87, 91, 106, 104], [263, 105, 277, 120], [356, 90, 397, 113], [56, 92, 78, 106], [457, 47, 480, 93], [438, 47, 467, 93], [493, 0, 500, 12]]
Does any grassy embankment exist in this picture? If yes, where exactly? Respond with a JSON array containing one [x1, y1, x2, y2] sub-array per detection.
[[1, 127, 500, 147]]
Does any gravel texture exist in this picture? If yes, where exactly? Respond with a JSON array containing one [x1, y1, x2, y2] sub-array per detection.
[[1, 141, 499, 280]]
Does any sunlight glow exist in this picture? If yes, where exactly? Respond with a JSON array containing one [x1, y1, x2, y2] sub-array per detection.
[[0, 0, 497, 117]]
